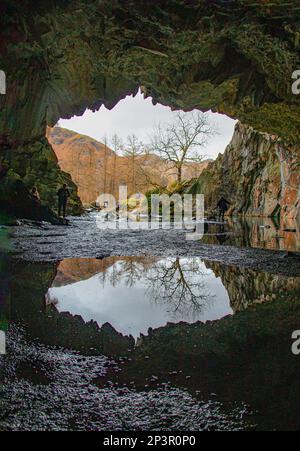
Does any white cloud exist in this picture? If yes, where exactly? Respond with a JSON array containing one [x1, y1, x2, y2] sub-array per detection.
[[58, 91, 237, 160]]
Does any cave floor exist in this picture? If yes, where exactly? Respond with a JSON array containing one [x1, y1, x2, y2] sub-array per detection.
[[8, 213, 300, 277], [1, 213, 300, 431], [1, 253, 299, 431], [0, 324, 254, 432]]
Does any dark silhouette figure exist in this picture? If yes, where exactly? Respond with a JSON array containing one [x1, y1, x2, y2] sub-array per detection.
[[31, 186, 40, 202], [57, 184, 70, 218], [217, 197, 230, 222]]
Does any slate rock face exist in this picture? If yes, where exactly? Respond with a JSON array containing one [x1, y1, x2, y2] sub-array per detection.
[[189, 122, 300, 223], [0, 138, 83, 220]]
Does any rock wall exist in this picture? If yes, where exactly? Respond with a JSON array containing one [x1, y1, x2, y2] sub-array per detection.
[[1, 2, 300, 219], [190, 122, 300, 224], [0, 138, 83, 218], [1, 2, 300, 144]]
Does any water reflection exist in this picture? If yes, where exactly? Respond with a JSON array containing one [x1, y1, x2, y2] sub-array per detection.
[[2, 255, 300, 430], [202, 217, 300, 252], [146, 258, 214, 318], [48, 257, 231, 338], [46, 254, 300, 340]]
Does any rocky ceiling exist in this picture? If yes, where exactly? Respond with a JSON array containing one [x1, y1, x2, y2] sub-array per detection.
[[1, 0, 300, 146]]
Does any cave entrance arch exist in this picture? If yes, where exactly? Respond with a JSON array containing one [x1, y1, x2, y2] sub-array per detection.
[[0, 1, 299, 224], [50, 91, 236, 209]]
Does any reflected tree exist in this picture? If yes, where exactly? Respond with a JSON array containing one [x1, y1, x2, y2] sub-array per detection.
[[97, 257, 156, 288], [146, 258, 214, 320], [93, 257, 214, 320], [112, 259, 145, 287]]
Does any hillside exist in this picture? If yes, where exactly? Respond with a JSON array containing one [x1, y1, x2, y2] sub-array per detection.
[[47, 127, 210, 205]]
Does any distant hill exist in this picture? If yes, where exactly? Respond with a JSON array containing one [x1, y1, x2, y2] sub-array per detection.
[[47, 127, 211, 205]]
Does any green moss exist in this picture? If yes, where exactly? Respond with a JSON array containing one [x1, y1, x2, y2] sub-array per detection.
[[0, 0, 300, 221], [239, 103, 300, 144], [267, 159, 281, 178], [1, 1, 300, 144], [0, 139, 83, 215]]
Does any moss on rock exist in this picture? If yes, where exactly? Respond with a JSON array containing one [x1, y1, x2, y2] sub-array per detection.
[[188, 122, 300, 222], [0, 1, 300, 218]]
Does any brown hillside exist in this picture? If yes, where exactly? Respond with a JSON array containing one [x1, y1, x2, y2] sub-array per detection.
[[47, 127, 210, 205]]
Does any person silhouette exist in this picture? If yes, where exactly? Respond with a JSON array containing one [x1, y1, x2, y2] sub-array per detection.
[[217, 197, 230, 222], [57, 184, 70, 218]]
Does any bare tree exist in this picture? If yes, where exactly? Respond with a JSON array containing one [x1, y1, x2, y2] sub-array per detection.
[[110, 134, 123, 195], [149, 111, 216, 184], [102, 134, 109, 194], [122, 134, 145, 193], [136, 152, 167, 191]]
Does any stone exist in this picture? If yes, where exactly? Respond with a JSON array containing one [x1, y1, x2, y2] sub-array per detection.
[[1, 2, 300, 143], [0, 138, 83, 220], [188, 122, 300, 223]]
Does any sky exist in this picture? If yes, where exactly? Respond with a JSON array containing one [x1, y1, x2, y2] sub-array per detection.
[[58, 91, 237, 160]]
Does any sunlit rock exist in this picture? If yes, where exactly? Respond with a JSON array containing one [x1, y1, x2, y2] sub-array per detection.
[[190, 123, 300, 222]]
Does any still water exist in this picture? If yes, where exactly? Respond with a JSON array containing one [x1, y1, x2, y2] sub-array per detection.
[[1, 255, 300, 430], [90, 212, 300, 252], [47, 257, 233, 338], [202, 217, 300, 252]]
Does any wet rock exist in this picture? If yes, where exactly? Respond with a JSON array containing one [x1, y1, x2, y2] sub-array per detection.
[[0, 324, 253, 431], [188, 123, 300, 223], [0, 139, 83, 219], [0, 180, 69, 225]]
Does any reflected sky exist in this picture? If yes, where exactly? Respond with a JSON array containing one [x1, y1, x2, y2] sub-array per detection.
[[47, 257, 233, 338]]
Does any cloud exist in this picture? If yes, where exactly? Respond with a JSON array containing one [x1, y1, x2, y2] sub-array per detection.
[[58, 92, 237, 159]]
